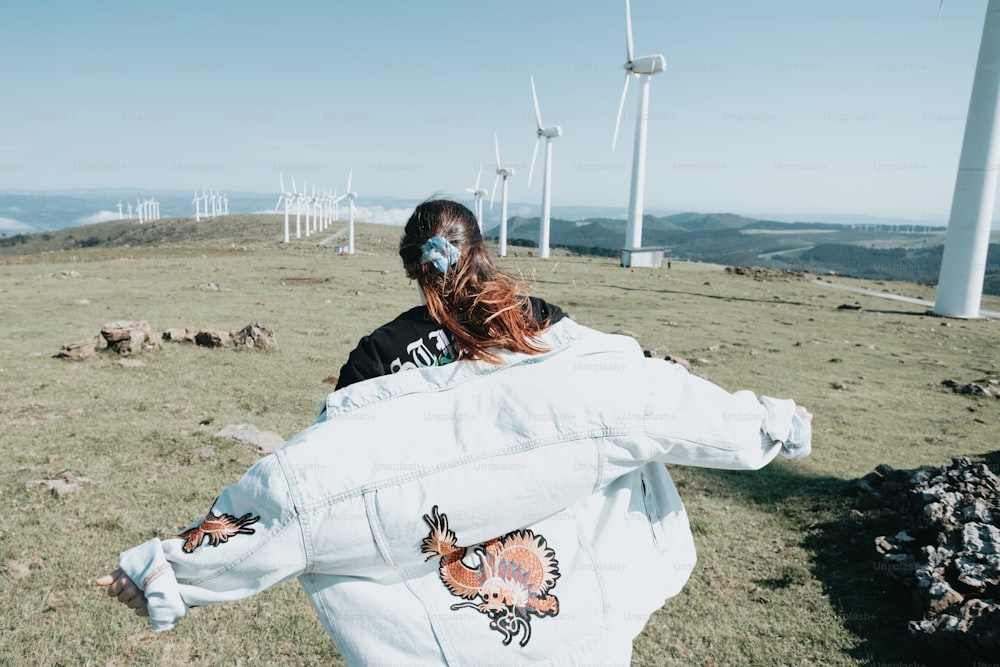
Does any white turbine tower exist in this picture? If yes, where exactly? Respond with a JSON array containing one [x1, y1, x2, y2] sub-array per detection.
[[466, 166, 488, 232], [275, 173, 293, 243], [345, 168, 357, 255], [612, 0, 667, 254], [528, 75, 562, 259], [491, 131, 515, 257], [127, 201, 132, 219], [303, 182, 313, 238], [934, 0, 1000, 318], [116, 201, 123, 220], [292, 177, 303, 239]]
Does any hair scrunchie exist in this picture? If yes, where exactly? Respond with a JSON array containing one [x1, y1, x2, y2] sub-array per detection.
[[420, 236, 461, 274]]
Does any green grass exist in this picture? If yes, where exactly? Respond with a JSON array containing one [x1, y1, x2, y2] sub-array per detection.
[[1, 215, 998, 666]]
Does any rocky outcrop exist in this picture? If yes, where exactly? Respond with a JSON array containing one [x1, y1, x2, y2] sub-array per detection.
[[100, 320, 161, 356], [859, 457, 1000, 663]]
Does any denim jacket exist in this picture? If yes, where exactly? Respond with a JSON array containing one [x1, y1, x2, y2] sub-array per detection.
[[117, 318, 810, 665]]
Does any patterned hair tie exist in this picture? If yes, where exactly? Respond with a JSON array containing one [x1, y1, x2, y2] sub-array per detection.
[[420, 236, 461, 274]]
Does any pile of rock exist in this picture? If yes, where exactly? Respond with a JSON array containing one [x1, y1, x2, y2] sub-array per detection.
[[101, 320, 161, 356], [941, 378, 1000, 400], [725, 265, 809, 281], [56, 321, 278, 360], [859, 456, 1000, 662]]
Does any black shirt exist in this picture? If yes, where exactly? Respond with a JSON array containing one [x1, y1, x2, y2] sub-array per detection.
[[335, 297, 567, 390]]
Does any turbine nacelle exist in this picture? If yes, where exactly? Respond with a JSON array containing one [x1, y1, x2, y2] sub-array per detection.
[[537, 126, 562, 139], [626, 54, 666, 76]]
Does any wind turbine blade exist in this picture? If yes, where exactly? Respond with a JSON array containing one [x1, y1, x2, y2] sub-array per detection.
[[490, 174, 499, 210], [625, 0, 634, 63], [475, 166, 482, 190], [494, 131, 502, 168], [280, 171, 285, 193], [347, 167, 353, 193], [292, 175, 298, 194], [530, 75, 543, 129], [612, 74, 631, 150], [528, 136, 540, 187], [936, 0, 944, 22]]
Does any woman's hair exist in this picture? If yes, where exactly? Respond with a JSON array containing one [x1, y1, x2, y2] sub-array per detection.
[[399, 198, 550, 363]]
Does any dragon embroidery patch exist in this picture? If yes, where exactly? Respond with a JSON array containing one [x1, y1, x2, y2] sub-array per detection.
[[176, 510, 260, 554], [420, 505, 560, 647]]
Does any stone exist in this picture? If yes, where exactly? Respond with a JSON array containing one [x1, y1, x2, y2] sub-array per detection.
[[162, 327, 196, 342], [231, 322, 278, 351], [26, 470, 95, 496], [864, 457, 1000, 661], [55, 337, 99, 361], [664, 355, 692, 373], [195, 329, 230, 348], [101, 320, 160, 356], [214, 423, 285, 456]]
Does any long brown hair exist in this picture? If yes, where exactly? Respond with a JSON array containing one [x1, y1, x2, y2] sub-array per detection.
[[399, 199, 550, 363]]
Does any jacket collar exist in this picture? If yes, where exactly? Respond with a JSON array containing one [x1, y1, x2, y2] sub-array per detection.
[[323, 318, 583, 419]]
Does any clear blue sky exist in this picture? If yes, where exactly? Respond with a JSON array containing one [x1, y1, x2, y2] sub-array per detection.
[[0, 0, 993, 225]]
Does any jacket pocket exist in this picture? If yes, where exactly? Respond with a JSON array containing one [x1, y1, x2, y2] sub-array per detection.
[[639, 468, 669, 552]]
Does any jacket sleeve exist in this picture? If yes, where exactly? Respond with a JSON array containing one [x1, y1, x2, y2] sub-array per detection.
[[116, 454, 308, 631], [626, 357, 811, 472]]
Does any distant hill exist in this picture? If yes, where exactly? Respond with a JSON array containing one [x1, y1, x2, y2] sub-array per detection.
[[3, 208, 996, 297], [488, 212, 998, 296]]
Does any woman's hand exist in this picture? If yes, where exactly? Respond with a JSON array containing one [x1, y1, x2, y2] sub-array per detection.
[[96, 568, 149, 617]]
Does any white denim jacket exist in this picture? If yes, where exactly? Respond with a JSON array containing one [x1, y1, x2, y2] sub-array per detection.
[[117, 318, 810, 666]]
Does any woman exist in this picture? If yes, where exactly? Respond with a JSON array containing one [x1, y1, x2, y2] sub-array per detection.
[[334, 198, 566, 390], [99, 199, 812, 665]]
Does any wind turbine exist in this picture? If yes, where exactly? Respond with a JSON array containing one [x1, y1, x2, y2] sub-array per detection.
[[127, 201, 132, 219], [466, 166, 488, 232], [344, 168, 357, 254], [303, 183, 313, 238], [116, 201, 123, 220], [612, 0, 667, 253], [491, 131, 515, 257], [528, 75, 562, 259], [934, 0, 1000, 318], [275, 173, 292, 242], [291, 176, 303, 238]]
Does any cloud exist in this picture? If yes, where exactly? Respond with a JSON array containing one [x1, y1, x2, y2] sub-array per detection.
[[76, 210, 120, 224], [0, 216, 34, 232]]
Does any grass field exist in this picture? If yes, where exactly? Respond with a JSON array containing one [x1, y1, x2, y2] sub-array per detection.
[[1, 214, 998, 666]]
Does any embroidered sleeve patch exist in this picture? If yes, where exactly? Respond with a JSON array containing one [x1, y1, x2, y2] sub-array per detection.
[[176, 510, 260, 554], [420, 505, 560, 648]]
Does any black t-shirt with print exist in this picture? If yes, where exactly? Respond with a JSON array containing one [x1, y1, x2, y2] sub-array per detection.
[[334, 297, 567, 390]]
